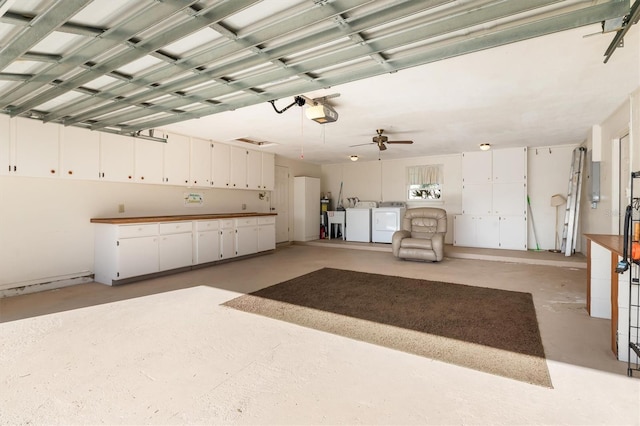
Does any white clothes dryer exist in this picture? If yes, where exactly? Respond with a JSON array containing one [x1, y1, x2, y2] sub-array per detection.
[[372, 201, 406, 243], [345, 201, 377, 242]]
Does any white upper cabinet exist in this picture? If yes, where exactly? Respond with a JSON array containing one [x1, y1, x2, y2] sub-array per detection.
[[462, 151, 492, 183], [14, 117, 60, 178], [134, 137, 164, 184], [211, 141, 230, 188], [60, 126, 100, 180], [190, 137, 211, 187], [492, 147, 527, 182], [163, 132, 190, 186], [261, 152, 275, 190], [246, 149, 262, 190], [100, 133, 135, 182], [0, 114, 12, 175], [230, 146, 247, 189]]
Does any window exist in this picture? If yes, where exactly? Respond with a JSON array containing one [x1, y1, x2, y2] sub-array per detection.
[[407, 165, 443, 200]]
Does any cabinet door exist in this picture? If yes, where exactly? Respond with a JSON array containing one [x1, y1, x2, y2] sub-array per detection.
[[453, 215, 476, 247], [60, 126, 100, 180], [499, 216, 527, 250], [246, 149, 262, 189], [258, 224, 276, 251], [220, 228, 236, 259], [190, 137, 211, 187], [261, 152, 275, 190], [118, 236, 158, 279], [492, 147, 526, 182], [159, 232, 192, 271], [194, 230, 220, 264], [14, 117, 60, 178], [135, 138, 164, 184], [100, 133, 134, 182], [163, 132, 190, 186], [236, 226, 258, 256], [230, 146, 247, 189], [462, 151, 492, 183], [476, 215, 500, 248], [493, 182, 526, 216], [212, 142, 230, 188], [462, 183, 492, 215], [0, 114, 13, 175]]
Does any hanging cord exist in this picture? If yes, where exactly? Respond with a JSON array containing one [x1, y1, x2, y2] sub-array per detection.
[[269, 96, 305, 114]]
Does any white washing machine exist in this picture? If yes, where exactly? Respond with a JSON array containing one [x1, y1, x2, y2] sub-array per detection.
[[345, 201, 377, 242], [372, 201, 406, 243]]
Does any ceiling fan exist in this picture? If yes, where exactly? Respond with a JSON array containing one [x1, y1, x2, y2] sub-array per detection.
[[351, 129, 414, 151]]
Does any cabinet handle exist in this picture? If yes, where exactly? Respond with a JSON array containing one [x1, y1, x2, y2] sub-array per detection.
[[128, 175, 132, 179], [50, 169, 55, 174], [141, 176, 144, 180], [68, 170, 73, 175]]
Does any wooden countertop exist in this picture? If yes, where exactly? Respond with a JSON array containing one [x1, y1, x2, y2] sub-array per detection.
[[584, 234, 625, 257], [90, 212, 276, 224]]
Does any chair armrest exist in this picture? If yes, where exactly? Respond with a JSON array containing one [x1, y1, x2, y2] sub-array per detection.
[[431, 232, 445, 261], [392, 230, 411, 256]]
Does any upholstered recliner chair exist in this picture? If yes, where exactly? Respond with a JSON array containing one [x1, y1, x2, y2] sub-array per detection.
[[392, 208, 447, 262]]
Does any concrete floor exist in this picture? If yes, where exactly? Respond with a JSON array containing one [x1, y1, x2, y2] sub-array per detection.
[[0, 244, 638, 425]]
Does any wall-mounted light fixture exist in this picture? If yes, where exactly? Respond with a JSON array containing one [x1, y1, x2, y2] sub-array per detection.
[[479, 143, 491, 151], [350, 155, 359, 162]]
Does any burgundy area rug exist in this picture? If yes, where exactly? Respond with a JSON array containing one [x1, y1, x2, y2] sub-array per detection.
[[223, 268, 552, 387]]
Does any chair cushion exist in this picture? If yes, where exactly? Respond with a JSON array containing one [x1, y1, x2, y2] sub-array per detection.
[[400, 237, 433, 250], [409, 217, 439, 239]]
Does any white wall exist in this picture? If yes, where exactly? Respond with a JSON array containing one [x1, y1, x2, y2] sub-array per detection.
[[527, 145, 579, 250], [321, 149, 574, 249], [581, 99, 631, 246]]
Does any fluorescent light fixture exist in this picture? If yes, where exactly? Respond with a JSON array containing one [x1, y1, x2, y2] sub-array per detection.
[[350, 155, 358, 162], [479, 143, 491, 151], [305, 104, 338, 123]]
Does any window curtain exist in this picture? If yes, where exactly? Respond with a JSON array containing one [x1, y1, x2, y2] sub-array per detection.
[[407, 165, 442, 185]]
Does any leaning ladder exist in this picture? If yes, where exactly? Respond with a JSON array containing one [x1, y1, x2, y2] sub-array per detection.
[[561, 147, 586, 256]]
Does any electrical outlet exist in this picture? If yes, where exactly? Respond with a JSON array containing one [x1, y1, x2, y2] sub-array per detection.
[[118, 204, 125, 213], [242, 203, 247, 210]]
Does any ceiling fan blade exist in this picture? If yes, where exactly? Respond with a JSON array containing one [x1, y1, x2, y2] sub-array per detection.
[[386, 140, 413, 144], [350, 142, 375, 147]]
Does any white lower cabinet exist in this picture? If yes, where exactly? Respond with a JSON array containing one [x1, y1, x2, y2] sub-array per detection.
[[454, 215, 526, 250], [93, 215, 275, 284], [220, 219, 237, 260], [118, 235, 159, 279], [258, 216, 276, 252], [193, 220, 220, 264], [236, 217, 258, 256], [94, 223, 160, 284], [158, 222, 192, 271]]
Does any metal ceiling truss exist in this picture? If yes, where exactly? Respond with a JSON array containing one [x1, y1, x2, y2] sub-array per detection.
[[0, 0, 632, 137]]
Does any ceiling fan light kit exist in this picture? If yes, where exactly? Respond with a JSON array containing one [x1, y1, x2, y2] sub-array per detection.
[[480, 143, 491, 151]]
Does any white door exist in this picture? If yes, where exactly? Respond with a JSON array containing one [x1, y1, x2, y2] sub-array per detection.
[[274, 165, 289, 243]]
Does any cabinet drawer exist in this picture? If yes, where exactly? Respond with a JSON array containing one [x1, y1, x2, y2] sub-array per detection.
[[160, 221, 192, 235], [195, 220, 219, 232], [235, 217, 257, 227], [257, 216, 275, 225], [118, 224, 158, 239], [220, 219, 235, 229]]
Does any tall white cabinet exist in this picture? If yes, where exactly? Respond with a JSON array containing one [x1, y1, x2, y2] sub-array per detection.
[[454, 147, 527, 250], [293, 176, 320, 241]]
